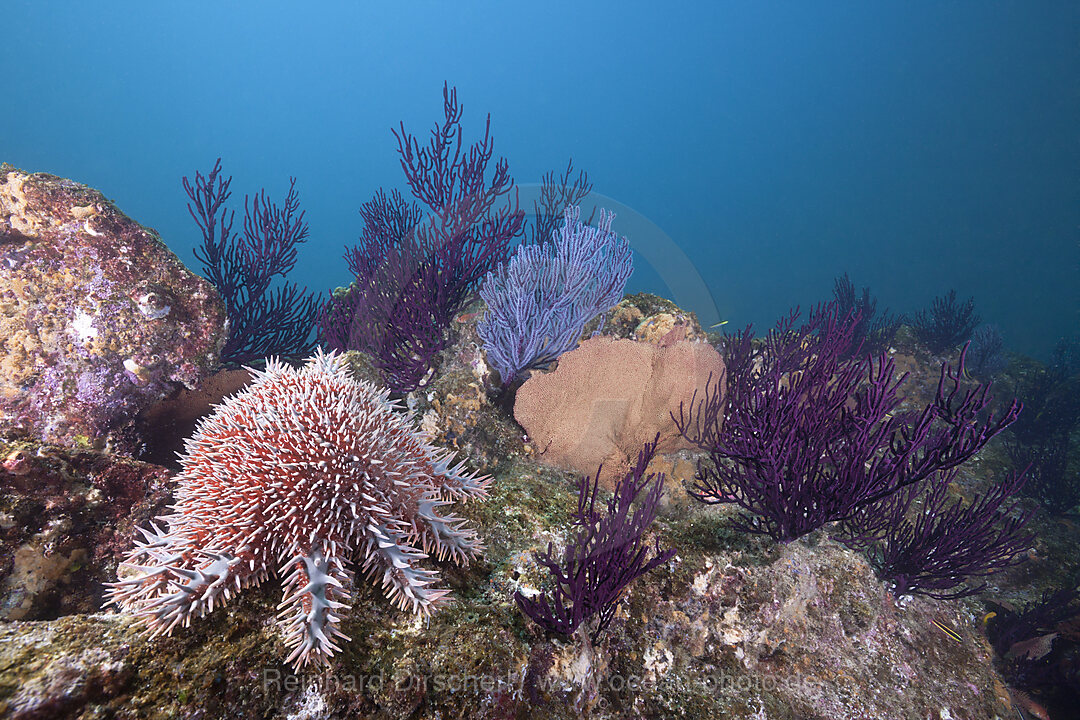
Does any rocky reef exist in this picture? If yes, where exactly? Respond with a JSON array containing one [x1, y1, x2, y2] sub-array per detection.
[[0, 390, 1019, 720], [0, 165, 226, 452], [0, 325, 1042, 718], [0, 170, 1062, 719]]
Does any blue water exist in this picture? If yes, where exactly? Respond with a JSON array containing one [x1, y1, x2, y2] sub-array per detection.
[[7, 1, 1078, 358]]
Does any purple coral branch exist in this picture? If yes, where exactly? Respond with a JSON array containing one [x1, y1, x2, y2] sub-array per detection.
[[318, 84, 524, 392], [184, 159, 318, 365], [912, 289, 981, 354], [345, 188, 422, 280], [241, 179, 308, 290], [837, 468, 1034, 599], [515, 436, 675, 643], [675, 305, 1022, 543], [184, 158, 237, 298], [393, 84, 516, 237], [528, 158, 593, 245]]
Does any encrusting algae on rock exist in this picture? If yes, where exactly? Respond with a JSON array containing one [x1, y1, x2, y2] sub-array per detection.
[[0, 164, 227, 452], [105, 349, 490, 669]]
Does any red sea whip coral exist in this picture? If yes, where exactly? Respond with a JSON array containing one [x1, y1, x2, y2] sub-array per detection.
[[105, 350, 489, 669]]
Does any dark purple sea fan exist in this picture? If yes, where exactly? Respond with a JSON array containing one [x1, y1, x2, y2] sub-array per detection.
[[966, 324, 1008, 379], [837, 468, 1033, 599], [830, 272, 902, 356], [912, 289, 981, 354], [1006, 433, 1079, 515], [526, 158, 593, 245], [317, 84, 524, 391], [316, 188, 422, 355], [515, 436, 675, 643], [184, 158, 318, 365], [675, 304, 1021, 542]]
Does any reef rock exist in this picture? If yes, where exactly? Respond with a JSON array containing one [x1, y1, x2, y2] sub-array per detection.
[[514, 336, 725, 487], [0, 438, 172, 622], [0, 315, 1034, 719], [0, 165, 226, 450], [586, 293, 708, 345]]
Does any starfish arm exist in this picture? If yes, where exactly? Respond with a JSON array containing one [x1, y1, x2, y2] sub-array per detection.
[[105, 522, 267, 636], [412, 493, 486, 563], [276, 546, 353, 670], [425, 447, 492, 500], [360, 522, 451, 615]]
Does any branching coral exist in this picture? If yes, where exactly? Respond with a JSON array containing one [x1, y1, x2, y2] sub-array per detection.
[[836, 468, 1033, 599], [515, 436, 674, 642], [525, 159, 593, 245], [912, 289, 980, 354], [478, 205, 633, 383], [675, 304, 1020, 543], [830, 272, 903, 356], [183, 158, 319, 365], [317, 84, 524, 392]]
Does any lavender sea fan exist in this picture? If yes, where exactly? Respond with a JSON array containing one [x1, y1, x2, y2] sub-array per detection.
[[478, 205, 633, 384], [515, 437, 674, 643]]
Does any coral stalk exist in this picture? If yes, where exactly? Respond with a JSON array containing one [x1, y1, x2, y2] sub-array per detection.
[[515, 436, 674, 642], [676, 305, 1021, 542]]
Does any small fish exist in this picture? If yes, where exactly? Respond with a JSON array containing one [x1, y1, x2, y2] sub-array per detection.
[[982, 611, 998, 625], [1006, 633, 1057, 662], [709, 320, 729, 328], [1011, 689, 1051, 720], [932, 619, 963, 643]]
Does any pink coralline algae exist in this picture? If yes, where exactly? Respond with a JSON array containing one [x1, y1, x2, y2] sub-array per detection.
[[105, 350, 489, 669], [0, 164, 227, 450]]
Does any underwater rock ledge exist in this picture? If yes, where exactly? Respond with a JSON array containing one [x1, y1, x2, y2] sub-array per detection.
[[0, 165, 226, 452]]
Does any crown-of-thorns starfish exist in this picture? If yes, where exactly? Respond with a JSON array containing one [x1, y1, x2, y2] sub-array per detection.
[[105, 350, 489, 668]]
